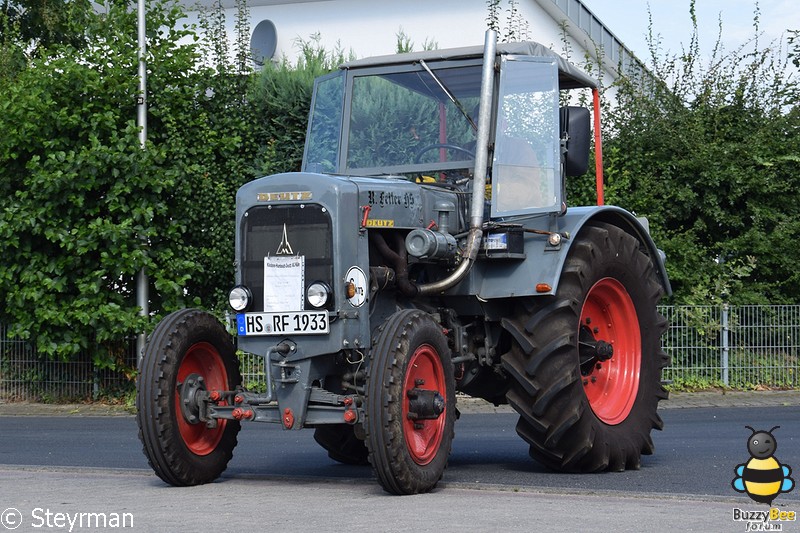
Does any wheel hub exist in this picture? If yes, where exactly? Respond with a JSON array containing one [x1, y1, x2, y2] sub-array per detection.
[[406, 387, 446, 421], [401, 343, 448, 465], [178, 373, 209, 425], [579, 328, 614, 375], [579, 278, 642, 425], [175, 341, 230, 455]]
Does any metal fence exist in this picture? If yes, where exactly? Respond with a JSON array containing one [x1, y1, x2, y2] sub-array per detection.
[[0, 324, 139, 402], [661, 305, 800, 389], [2, 305, 799, 401]]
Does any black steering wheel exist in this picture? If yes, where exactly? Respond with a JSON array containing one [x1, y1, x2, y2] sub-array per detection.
[[414, 143, 475, 163]]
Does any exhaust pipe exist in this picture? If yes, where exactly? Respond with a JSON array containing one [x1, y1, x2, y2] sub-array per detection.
[[417, 29, 496, 295]]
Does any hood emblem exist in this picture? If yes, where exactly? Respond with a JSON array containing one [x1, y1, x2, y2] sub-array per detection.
[[276, 224, 294, 255]]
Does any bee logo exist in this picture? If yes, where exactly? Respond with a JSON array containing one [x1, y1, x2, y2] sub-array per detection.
[[732, 425, 794, 504]]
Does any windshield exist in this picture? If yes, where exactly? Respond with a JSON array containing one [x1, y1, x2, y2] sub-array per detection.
[[303, 71, 345, 174], [491, 57, 561, 216], [304, 62, 483, 179]]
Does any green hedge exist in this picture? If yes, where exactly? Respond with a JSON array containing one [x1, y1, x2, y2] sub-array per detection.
[[0, 1, 327, 366]]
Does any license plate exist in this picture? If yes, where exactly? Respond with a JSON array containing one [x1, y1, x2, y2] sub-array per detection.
[[236, 311, 329, 336]]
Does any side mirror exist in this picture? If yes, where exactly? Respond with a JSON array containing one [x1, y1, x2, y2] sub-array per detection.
[[559, 106, 591, 177]]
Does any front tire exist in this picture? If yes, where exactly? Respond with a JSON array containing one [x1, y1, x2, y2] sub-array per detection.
[[501, 223, 668, 472], [136, 309, 242, 486], [364, 310, 456, 494]]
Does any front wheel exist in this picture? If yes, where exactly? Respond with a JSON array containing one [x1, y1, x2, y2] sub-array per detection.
[[136, 309, 241, 486], [363, 310, 456, 495], [501, 223, 669, 472]]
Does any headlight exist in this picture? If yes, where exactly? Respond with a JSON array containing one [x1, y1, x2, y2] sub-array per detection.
[[228, 285, 252, 312], [306, 281, 331, 308]]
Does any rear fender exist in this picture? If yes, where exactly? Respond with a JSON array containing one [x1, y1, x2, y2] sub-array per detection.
[[468, 206, 671, 299]]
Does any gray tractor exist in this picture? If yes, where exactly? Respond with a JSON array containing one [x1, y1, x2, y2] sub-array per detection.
[[137, 31, 671, 495]]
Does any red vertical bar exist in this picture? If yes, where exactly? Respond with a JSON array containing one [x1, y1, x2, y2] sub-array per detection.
[[592, 87, 604, 206]]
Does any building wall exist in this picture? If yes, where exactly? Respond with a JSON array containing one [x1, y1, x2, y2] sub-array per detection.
[[178, 0, 639, 96], [182, 1, 592, 66]]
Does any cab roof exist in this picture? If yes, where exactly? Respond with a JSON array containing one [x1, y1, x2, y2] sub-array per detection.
[[340, 41, 598, 90]]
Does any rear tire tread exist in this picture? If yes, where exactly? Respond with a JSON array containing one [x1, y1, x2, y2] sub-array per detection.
[[502, 223, 668, 473]]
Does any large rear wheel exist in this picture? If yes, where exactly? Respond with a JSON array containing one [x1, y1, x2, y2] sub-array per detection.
[[136, 309, 241, 486], [501, 223, 668, 472], [363, 309, 456, 494], [313, 424, 369, 465]]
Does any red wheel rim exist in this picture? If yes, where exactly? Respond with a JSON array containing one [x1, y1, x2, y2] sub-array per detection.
[[402, 344, 447, 465], [174, 342, 229, 455], [580, 278, 641, 425]]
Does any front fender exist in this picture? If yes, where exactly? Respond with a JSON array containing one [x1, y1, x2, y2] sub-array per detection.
[[461, 206, 671, 299]]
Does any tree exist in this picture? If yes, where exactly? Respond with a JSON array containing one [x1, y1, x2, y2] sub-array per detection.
[[0, 1, 199, 362], [484, 0, 800, 304], [0, 0, 92, 52], [0, 0, 274, 364], [0, 0, 336, 366], [602, 2, 800, 304]]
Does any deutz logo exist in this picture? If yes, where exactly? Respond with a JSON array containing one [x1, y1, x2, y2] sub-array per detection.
[[276, 224, 294, 255], [257, 191, 312, 202]]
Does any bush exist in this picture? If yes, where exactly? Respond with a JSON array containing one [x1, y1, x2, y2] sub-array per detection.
[[601, 2, 800, 304], [0, 1, 329, 365]]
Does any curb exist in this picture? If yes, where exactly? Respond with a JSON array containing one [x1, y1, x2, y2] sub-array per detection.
[[0, 390, 797, 417]]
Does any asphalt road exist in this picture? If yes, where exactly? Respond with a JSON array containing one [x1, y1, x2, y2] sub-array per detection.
[[0, 468, 748, 533], [1, 406, 799, 501]]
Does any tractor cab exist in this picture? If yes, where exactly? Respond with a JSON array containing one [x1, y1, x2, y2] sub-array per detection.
[[303, 42, 596, 219]]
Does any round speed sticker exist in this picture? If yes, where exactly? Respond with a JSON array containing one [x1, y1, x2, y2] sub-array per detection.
[[345, 266, 367, 307]]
